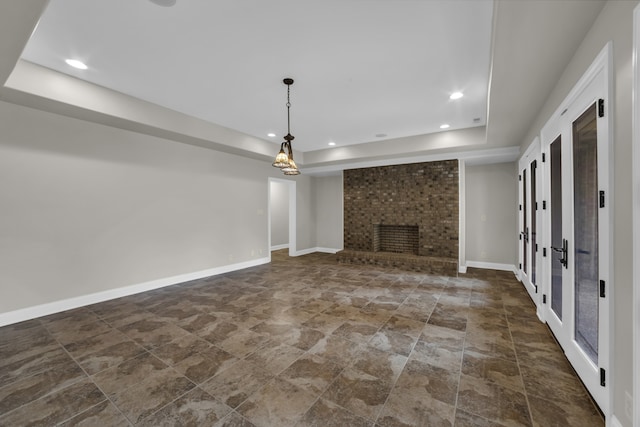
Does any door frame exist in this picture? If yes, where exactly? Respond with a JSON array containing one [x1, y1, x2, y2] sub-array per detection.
[[268, 177, 297, 258], [518, 138, 542, 318], [632, 4, 640, 425], [539, 42, 613, 416]]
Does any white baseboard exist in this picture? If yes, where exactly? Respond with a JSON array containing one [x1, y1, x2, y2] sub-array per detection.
[[459, 265, 468, 274], [609, 415, 623, 427], [270, 244, 289, 251], [316, 247, 341, 254], [465, 260, 518, 274], [0, 257, 270, 327], [291, 247, 341, 256]]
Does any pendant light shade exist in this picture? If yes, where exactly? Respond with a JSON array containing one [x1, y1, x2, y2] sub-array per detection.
[[272, 78, 300, 175]]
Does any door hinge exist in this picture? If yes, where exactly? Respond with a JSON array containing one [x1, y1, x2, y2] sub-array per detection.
[[543, 200, 547, 210], [600, 368, 606, 386], [519, 174, 522, 181], [600, 280, 606, 298], [519, 263, 522, 270], [519, 234, 522, 241], [599, 191, 605, 208], [542, 153, 546, 163], [535, 202, 538, 210], [598, 99, 605, 118], [535, 285, 538, 293], [535, 243, 538, 252], [543, 294, 547, 304], [543, 247, 547, 257], [519, 204, 522, 211]]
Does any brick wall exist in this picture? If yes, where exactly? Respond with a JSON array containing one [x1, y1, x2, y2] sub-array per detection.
[[343, 160, 459, 259]]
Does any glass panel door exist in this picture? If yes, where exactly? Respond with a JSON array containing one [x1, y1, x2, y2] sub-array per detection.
[[572, 103, 599, 364], [550, 136, 563, 320], [530, 160, 537, 287]]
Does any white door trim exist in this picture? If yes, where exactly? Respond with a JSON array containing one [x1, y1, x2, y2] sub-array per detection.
[[632, 4, 640, 425], [268, 177, 297, 259]]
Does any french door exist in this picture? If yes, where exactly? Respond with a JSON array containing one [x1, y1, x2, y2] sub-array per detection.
[[518, 141, 541, 309], [541, 47, 611, 414]]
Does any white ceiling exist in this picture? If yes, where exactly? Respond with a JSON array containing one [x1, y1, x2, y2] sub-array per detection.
[[20, 0, 493, 153]]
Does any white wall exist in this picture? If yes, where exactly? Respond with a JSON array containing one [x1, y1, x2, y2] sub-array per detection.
[[465, 163, 518, 267], [0, 100, 315, 316], [269, 181, 289, 248], [314, 174, 344, 251], [518, 2, 638, 425]]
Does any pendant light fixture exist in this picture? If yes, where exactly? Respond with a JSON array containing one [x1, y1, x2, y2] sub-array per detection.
[[272, 78, 300, 175]]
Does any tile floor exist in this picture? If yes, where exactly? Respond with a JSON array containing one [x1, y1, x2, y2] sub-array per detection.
[[0, 251, 604, 426]]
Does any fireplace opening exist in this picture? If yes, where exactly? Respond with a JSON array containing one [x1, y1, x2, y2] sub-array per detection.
[[373, 224, 419, 255]]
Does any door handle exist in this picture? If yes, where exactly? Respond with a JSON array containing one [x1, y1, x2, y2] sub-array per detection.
[[551, 238, 568, 269]]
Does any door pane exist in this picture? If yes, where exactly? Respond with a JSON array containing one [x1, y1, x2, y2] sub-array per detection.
[[523, 172, 527, 274], [573, 104, 599, 364], [530, 160, 537, 286], [550, 136, 563, 320]]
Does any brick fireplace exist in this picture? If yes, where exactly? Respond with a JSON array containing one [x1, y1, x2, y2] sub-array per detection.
[[338, 160, 459, 275]]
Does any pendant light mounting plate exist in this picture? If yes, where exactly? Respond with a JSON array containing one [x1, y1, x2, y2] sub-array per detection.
[[283, 78, 294, 85]]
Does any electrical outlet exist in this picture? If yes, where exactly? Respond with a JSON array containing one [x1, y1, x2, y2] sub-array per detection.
[[625, 391, 633, 421]]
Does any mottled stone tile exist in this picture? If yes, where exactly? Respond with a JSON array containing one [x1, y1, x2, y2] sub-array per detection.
[[302, 313, 346, 335], [217, 328, 270, 358], [464, 332, 517, 362], [118, 318, 190, 350], [298, 398, 373, 427], [0, 379, 105, 427], [527, 394, 603, 427], [322, 367, 392, 421], [92, 352, 170, 397], [77, 340, 146, 376], [236, 377, 316, 426], [0, 360, 86, 414], [380, 315, 425, 339], [217, 411, 257, 427], [111, 369, 195, 424], [279, 353, 343, 395], [454, 409, 511, 427], [462, 350, 524, 392], [151, 334, 212, 366], [173, 346, 238, 384], [377, 388, 455, 427], [201, 359, 273, 408], [244, 341, 305, 375], [333, 321, 379, 344], [409, 340, 462, 371], [49, 320, 114, 345], [137, 387, 232, 426], [283, 327, 325, 351], [457, 374, 532, 427], [351, 347, 407, 384], [59, 400, 129, 427], [0, 346, 71, 389], [520, 365, 593, 406], [176, 312, 221, 333], [427, 304, 468, 331], [393, 358, 459, 406], [368, 329, 417, 356], [307, 334, 364, 367]]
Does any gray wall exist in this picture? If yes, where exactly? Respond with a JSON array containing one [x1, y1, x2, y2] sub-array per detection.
[[314, 174, 344, 250], [465, 163, 518, 266], [518, 2, 637, 424], [0, 100, 315, 314], [269, 181, 289, 248]]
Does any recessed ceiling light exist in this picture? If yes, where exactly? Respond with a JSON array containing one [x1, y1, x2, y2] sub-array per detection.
[[65, 59, 87, 70], [440, 124, 450, 129], [450, 92, 464, 100], [328, 142, 336, 146], [267, 133, 276, 137]]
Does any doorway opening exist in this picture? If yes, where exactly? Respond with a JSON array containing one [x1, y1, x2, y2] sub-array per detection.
[[268, 178, 296, 257]]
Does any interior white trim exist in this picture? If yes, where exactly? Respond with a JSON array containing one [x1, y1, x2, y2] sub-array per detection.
[[0, 257, 270, 327], [270, 244, 289, 251], [609, 414, 623, 427], [315, 247, 341, 254], [302, 146, 520, 176], [459, 159, 466, 277], [465, 260, 517, 274], [632, 4, 640, 425]]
